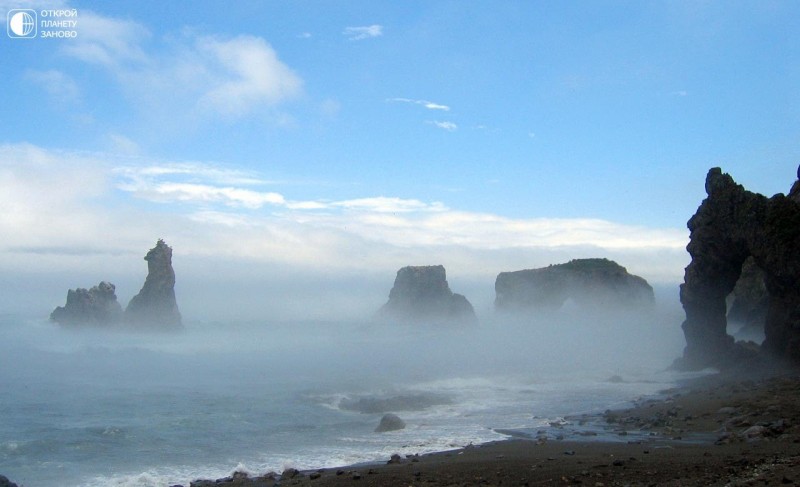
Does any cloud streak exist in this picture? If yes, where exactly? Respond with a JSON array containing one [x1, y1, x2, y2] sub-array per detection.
[[343, 24, 383, 40], [388, 98, 451, 111], [427, 120, 458, 132]]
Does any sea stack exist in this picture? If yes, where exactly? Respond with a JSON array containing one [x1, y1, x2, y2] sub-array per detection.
[[377, 265, 477, 325], [50, 281, 123, 326], [124, 239, 182, 329], [676, 167, 800, 370], [495, 258, 654, 313]]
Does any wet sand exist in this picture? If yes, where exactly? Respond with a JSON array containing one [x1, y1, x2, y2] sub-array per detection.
[[186, 369, 800, 486]]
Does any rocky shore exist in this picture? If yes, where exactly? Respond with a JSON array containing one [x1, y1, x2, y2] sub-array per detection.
[[174, 367, 800, 487]]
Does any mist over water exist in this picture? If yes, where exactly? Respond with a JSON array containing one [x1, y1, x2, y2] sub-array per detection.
[[0, 285, 688, 486]]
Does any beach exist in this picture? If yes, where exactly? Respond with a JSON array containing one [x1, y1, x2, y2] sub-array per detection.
[[186, 368, 800, 487]]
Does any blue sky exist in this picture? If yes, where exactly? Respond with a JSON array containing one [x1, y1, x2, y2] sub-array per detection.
[[1, 1, 799, 316]]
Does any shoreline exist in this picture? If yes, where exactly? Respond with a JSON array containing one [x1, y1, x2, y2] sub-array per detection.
[[180, 368, 800, 487]]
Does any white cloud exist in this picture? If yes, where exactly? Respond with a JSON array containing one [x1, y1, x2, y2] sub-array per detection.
[[57, 12, 302, 122], [0, 144, 690, 288], [343, 24, 383, 40], [135, 182, 286, 209], [427, 120, 458, 132], [194, 35, 303, 117], [117, 165, 445, 213], [331, 197, 448, 213], [389, 98, 451, 111], [61, 10, 150, 67]]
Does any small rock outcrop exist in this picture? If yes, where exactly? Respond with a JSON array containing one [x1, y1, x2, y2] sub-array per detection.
[[677, 167, 800, 369], [50, 281, 123, 326], [494, 258, 654, 312], [125, 239, 182, 328], [375, 413, 406, 432], [377, 265, 477, 325]]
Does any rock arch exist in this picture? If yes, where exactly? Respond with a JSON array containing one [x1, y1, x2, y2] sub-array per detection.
[[677, 168, 800, 369]]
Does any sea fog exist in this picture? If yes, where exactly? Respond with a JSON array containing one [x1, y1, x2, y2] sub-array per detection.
[[0, 279, 690, 486]]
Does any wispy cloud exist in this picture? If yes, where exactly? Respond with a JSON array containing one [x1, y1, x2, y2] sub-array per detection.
[[115, 162, 269, 187], [107, 134, 140, 155], [117, 164, 447, 213], [61, 11, 150, 67], [343, 24, 383, 40], [57, 12, 302, 123], [427, 121, 458, 132], [388, 98, 450, 111], [194, 35, 303, 117], [25, 69, 82, 105], [331, 197, 447, 213]]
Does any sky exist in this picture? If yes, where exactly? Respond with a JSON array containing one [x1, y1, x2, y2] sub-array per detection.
[[1, 1, 798, 319]]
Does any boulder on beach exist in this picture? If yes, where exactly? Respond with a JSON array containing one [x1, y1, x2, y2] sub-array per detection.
[[124, 239, 182, 329], [50, 281, 123, 326], [377, 265, 477, 325], [494, 258, 654, 313], [375, 413, 406, 432]]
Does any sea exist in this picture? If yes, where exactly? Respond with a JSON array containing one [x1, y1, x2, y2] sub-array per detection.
[[0, 310, 692, 487]]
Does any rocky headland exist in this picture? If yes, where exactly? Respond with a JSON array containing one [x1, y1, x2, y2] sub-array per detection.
[[677, 167, 800, 370], [50, 239, 182, 329], [494, 258, 654, 313], [376, 265, 477, 325]]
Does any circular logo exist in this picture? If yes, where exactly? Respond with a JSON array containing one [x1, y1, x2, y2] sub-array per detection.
[[9, 11, 35, 37]]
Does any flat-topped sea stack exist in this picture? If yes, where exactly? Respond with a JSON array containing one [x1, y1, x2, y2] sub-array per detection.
[[377, 265, 477, 325], [495, 258, 654, 313], [125, 239, 182, 329], [676, 167, 800, 370], [50, 281, 123, 326]]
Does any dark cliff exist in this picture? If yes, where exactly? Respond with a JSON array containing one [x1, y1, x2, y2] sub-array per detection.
[[495, 258, 654, 312], [377, 265, 477, 325], [125, 239, 182, 329], [677, 167, 800, 369]]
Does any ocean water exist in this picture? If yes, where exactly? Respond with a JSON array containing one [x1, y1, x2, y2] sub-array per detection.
[[0, 311, 688, 486]]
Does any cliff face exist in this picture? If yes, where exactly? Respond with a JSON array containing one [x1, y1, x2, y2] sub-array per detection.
[[50, 281, 123, 326], [377, 265, 477, 325], [727, 256, 768, 340], [495, 258, 654, 312], [677, 168, 800, 369], [124, 239, 182, 328]]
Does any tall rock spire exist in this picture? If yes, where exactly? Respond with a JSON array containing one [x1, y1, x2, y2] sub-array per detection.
[[125, 239, 182, 329]]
